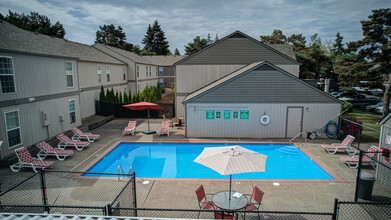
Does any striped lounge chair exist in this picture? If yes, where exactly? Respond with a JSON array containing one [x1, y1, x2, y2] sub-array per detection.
[[340, 145, 379, 168], [57, 133, 89, 151], [320, 135, 357, 155], [36, 141, 74, 161], [123, 121, 137, 135], [158, 121, 170, 136], [71, 127, 100, 142], [10, 147, 55, 173]]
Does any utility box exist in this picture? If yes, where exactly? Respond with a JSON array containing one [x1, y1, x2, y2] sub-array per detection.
[[42, 111, 51, 126]]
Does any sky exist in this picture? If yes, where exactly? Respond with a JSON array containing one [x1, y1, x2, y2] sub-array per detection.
[[0, 0, 390, 54]]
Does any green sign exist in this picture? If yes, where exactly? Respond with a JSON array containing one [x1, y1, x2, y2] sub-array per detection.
[[206, 110, 215, 119], [240, 110, 249, 119], [224, 110, 230, 119], [233, 111, 238, 119], [216, 111, 221, 119]]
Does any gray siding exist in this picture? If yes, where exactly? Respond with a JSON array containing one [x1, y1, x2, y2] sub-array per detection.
[[378, 125, 391, 188], [179, 38, 297, 65], [189, 65, 338, 104], [185, 103, 341, 138], [162, 66, 175, 76]]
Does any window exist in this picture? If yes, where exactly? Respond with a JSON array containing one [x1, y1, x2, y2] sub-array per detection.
[[106, 65, 110, 82], [159, 78, 164, 84], [69, 99, 76, 124], [97, 65, 102, 83], [146, 66, 148, 77], [0, 56, 15, 93], [65, 61, 74, 88], [136, 65, 139, 77], [159, 67, 164, 76], [122, 67, 126, 81], [4, 110, 22, 148], [137, 83, 140, 93], [156, 67, 158, 76], [149, 66, 151, 77]]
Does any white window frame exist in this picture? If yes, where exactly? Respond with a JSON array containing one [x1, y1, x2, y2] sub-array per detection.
[[137, 83, 140, 93], [149, 66, 152, 77], [97, 65, 102, 83], [68, 99, 76, 124], [0, 56, 16, 94], [146, 66, 148, 77], [156, 67, 158, 76], [65, 61, 74, 88], [106, 65, 110, 82], [123, 66, 126, 81], [159, 66, 164, 76], [136, 65, 139, 77], [4, 109, 22, 148]]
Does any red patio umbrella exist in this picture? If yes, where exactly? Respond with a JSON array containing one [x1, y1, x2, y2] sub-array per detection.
[[123, 102, 163, 134]]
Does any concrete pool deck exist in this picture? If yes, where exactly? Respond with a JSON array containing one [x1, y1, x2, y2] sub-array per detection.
[[0, 117, 378, 213]]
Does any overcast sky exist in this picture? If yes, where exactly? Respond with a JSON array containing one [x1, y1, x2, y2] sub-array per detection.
[[1, 0, 390, 54]]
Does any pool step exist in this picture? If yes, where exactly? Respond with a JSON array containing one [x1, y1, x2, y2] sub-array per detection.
[[275, 146, 300, 155]]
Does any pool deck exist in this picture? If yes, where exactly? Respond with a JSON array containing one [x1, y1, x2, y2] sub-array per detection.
[[0, 117, 378, 213]]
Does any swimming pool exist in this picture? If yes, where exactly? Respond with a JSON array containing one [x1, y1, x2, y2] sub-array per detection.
[[85, 142, 334, 179]]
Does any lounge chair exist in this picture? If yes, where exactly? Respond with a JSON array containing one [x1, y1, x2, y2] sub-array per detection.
[[214, 212, 235, 219], [195, 185, 217, 218], [57, 133, 89, 151], [242, 186, 264, 220], [36, 141, 74, 161], [123, 121, 137, 135], [340, 145, 379, 168], [10, 147, 55, 173], [158, 121, 170, 136], [71, 127, 100, 142], [320, 135, 357, 155]]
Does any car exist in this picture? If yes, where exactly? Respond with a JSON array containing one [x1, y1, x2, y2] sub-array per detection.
[[330, 92, 343, 98], [374, 104, 391, 114], [368, 89, 384, 96], [364, 101, 383, 112]]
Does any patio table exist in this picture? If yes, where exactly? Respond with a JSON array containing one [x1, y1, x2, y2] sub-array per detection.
[[212, 190, 248, 210]]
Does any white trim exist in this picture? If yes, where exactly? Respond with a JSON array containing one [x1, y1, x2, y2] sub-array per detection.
[[65, 61, 74, 88], [0, 56, 16, 94], [97, 65, 102, 83], [136, 65, 139, 77], [3, 109, 22, 149], [106, 65, 110, 82], [122, 66, 126, 81], [68, 99, 76, 124]]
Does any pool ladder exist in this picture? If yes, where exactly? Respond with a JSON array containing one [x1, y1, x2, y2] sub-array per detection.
[[290, 132, 307, 146], [118, 165, 134, 181]]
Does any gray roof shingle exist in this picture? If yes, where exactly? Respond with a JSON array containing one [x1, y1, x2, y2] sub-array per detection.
[[142, 55, 186, 66], [94, 43, 153, 64], [0, 21, 124, 64]]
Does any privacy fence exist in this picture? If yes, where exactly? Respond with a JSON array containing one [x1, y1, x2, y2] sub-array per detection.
[[1, 170, 391, 219]]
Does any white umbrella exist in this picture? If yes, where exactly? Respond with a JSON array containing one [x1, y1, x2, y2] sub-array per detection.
[[194, 145, 267, 200]]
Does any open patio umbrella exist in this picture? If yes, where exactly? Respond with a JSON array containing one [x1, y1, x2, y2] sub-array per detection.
[[123, 102, 163, 134], [194, 145, 267, 200]]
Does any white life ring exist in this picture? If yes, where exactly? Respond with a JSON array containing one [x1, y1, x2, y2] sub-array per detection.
[[260, 115, 270, 125]]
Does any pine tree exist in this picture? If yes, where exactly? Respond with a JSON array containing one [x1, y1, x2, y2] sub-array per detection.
[[333, 32, 344, 55], [174, 48, 180, 55], [119, 91, 123, 103], [123, 91, 128, 104], [106, 88, 111, 102], [110, 88, 115, 103], [142, 24, 154, 52], [128, 89, 132, 103], [99, 85, 105, 101], [141, 20, 170, 55]]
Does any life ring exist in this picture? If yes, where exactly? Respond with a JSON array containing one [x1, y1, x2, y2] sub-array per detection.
[[260, 115, 270, 125]]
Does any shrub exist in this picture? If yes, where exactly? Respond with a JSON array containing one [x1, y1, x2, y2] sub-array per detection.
[[343, 102, 353, 114], [99, 85, 105, 101], [341, 115, 363, 137]]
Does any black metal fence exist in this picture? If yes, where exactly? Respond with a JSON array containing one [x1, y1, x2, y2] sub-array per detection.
[[95, 100, 173, 118], [336, 201, 391, 220]]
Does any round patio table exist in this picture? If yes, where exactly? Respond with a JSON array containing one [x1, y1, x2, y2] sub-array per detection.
[[212, 190, 248, 210]]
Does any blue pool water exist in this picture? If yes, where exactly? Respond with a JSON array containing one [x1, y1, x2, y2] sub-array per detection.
[[85, 143, 334, 179]]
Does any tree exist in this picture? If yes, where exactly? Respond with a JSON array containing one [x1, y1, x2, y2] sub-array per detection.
[[348, 8, 391, 116], [287, 34, 307, 52], [99, 86, 105, 101], [95, 24, 135, 53], [184, 35, 213, 55], [174, 48, 180, 55], [260, 29, 287, 44], [332, 32, 345, 56], [141, 20, 170, 55], [0, 10, 65, 38]]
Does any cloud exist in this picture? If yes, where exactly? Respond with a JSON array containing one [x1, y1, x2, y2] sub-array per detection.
[[1, 0, 390, 54]]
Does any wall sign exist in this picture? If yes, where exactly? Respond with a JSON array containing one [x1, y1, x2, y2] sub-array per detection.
[[240, 110, 249, 119], [216, 111, 221, 119], [386, 135, 391, 144], [233, 111, 238, 119], [224, 110, 230, 119], [206, 110, 215, 119]]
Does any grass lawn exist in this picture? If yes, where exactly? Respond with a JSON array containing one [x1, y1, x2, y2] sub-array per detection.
[[344, 111, 381, 141]]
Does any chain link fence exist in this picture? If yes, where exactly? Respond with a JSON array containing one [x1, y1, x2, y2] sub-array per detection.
[[337, 201, 391, 220]]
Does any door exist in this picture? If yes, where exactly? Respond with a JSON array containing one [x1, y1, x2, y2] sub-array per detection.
[[286, 107, 303, 138]]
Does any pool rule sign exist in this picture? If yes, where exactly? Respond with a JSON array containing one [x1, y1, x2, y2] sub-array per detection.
[[206, 110, 215, 119]]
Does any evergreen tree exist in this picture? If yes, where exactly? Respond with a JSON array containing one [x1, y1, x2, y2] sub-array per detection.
[[106, 88, 111, 102], [99, 85, 105, 101], [1, 10, 65, 38], [141, 20, 170, 55], [184, 35, 213, 55], [260, 29, 287, 44], [119, 91, 123, 103], [332, 32, 345, 55], [123, 91, 128, 103], [95, 24, 135, 53], [110, 88, 115, 103], [128, 89, 132, 103], [174, 48, 180, 55]]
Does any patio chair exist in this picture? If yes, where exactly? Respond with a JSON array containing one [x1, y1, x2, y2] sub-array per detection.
[[71, 127, 100, 142], [195, 185, 217, 218], [123, 121, 137, 135], [214, 211, 235, 219], [242, 186, 264, 220], [320, 135, 357, 155], [339, 145, 379, 168], [57, 133, 89, 151], [36, 141, 74, 161], [10, 147, 55, 173], [158, 120, 170, 136]]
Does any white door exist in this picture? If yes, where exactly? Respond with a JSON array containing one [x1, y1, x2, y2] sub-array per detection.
[[286, 107, 303, 138]]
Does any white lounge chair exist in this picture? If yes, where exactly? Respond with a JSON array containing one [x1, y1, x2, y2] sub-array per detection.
[[123, 121, 137, 135], [36, 141, 74, 161], [320, 135, 357, 155], [158, 121, 170, 136], [340, 145, 379, 168], [57, 133, 89, 151], [10, 147, 55, 173], [71, 127, 100, 142]]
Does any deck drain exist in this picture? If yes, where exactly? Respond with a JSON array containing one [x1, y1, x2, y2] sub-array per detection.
[[273, 182, 280, 186], [143, 180, 150, 184]]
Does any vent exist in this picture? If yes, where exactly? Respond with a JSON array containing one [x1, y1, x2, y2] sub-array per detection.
[[229, 33, 246, 38]]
